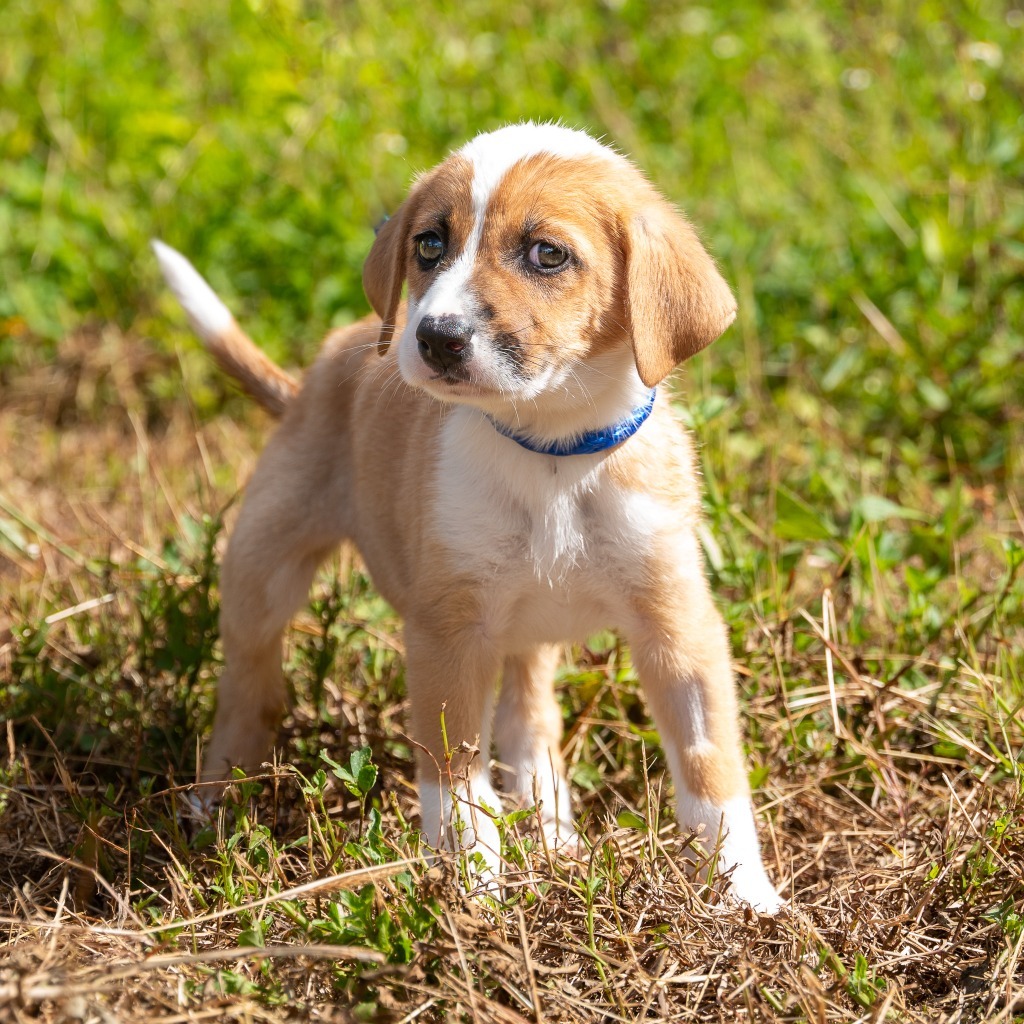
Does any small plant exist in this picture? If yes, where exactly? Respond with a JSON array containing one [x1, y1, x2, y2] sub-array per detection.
[[320, 746, 378, 825], [846, 952, 886, 1010]]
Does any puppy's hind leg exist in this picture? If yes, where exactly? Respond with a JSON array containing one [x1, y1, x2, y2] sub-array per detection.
[[200, 434, 349, 797], [493, 645, 576, 851]]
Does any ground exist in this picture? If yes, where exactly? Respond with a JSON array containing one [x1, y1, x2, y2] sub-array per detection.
[[2, 323, 1021, 1021], [2, 2, 1023, 1021]]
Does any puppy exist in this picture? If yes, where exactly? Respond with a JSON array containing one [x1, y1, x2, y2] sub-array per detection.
[[154, 122, 782, 912]]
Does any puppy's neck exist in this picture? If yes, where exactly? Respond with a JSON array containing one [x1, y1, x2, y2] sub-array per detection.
[[480, 348, 655, 450]]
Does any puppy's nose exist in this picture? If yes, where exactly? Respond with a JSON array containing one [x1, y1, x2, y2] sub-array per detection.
[[416, 315, 473, 372]]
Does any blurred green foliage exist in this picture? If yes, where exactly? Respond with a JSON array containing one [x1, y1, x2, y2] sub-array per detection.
[[2, 0, 1022, 470]]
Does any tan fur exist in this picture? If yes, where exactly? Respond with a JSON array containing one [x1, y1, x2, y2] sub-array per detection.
[[205, 321, 742, 800], [363, 155, 474, 351], [207, 322, 300, 416], [622, 197, 738, 386], [605, 401, 699, 503], [166, 127, 780, 910], [626, 556, 748, 807], [494, 645, 565, 795]]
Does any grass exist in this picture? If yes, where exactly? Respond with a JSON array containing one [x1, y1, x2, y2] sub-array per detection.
[[2, 0, 1024, 1020]]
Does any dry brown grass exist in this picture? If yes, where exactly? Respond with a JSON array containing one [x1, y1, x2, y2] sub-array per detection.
[[2, 334, 1023, 1023]]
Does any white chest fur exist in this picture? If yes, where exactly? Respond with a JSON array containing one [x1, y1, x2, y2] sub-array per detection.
[[430, 408, 674, 647]]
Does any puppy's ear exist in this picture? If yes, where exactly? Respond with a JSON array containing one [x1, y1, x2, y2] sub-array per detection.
[[363, 203, 410, 355], [622, 200, 736, 387]]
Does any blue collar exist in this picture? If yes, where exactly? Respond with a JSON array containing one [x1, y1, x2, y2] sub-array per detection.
[[487, 389, 657, 456]]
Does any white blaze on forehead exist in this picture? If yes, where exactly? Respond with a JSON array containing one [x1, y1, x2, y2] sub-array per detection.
[[415, 124, 622, 321], [456, 122, 624, 209]]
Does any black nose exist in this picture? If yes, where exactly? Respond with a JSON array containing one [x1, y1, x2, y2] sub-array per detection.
[[416, 314, 473, 372]]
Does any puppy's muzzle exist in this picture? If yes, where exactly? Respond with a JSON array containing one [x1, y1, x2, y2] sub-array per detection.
[[416, 314, 474, 374]]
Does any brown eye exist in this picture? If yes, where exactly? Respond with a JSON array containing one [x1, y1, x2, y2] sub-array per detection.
[[527, 240, 568, 270], [416, 232, 445, 266]]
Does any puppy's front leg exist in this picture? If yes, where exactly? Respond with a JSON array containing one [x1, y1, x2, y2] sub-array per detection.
[[627, 571, 783, 913], [403, 621, 504, 875]]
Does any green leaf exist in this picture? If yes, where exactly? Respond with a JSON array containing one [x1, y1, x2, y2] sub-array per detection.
[[1002, 538, 1024, 571], [348, 747, 372, 775], [237, 927, 265, 948], [356, 763, 378, 795], [773, 485, 836, 541], [616, 810, 647, 831], [854, 494, 929, 524], [503, 808, 537, 826], [628, 726, 661, 745], [921, 218, 944, 264], [917, 377, 951, 412], [571, 763, 602, 791]]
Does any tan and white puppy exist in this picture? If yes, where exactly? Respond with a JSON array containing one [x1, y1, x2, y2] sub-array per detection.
[[154, 122, 782, 912]]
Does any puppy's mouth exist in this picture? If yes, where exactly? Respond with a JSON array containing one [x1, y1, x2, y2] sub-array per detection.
[[425, 357, 533, 399], [430, 364, 473, 385], [424, 374, 492, 401], [400, 320, 557, 405]]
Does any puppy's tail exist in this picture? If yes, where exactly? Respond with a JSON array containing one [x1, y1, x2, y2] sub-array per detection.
[[151, 240, 300, 418]]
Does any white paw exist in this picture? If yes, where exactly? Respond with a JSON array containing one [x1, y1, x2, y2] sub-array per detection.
[[180, 785, 218, 821], [677, 789, 785, 914], [723, 860, 786, 915], [502, 764, 576, 853], [419, 774, 504, 886]]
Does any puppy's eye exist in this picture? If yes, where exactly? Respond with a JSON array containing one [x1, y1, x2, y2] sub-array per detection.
[[527, 241, 569, 271], [416, 232, 445, 266]]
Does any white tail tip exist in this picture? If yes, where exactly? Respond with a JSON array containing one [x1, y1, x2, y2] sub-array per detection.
[[151, 239, 233, 337]]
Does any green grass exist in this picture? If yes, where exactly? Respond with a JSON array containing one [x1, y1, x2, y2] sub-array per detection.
[[4, 0, 1022, 466], [2, 1, 1024, 1020]]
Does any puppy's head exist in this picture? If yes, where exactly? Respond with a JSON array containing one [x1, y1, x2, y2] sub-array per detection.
[[363, 123, 736, 409]]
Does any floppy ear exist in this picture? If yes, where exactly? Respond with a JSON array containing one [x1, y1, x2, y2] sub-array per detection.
[[363, 202, 410, 355], [622, 200, 737, 387]]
